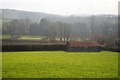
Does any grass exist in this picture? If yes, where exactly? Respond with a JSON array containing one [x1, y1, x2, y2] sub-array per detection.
[[2, 51, 118, 78], [19, 36, 43, 40], [0, 35, 11, 39], [0, 52, 1, 78], [0, 35, 43, 40]]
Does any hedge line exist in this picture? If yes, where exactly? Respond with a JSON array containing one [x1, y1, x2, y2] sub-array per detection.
[[2, 45, 66, 52]]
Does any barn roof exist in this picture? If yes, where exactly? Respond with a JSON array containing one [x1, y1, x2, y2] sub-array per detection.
[[67, 41, 100, 47]]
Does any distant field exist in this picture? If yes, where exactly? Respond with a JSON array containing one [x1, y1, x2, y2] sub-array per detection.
[[19, 36, 43, 40], [1, 35, 43, 40], [0, 35, 11, 39], [1, 35, 80, 41], [2, 51, 118, 78]]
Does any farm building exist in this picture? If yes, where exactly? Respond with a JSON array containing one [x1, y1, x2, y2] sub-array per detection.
[[66, 41, 101, 52]]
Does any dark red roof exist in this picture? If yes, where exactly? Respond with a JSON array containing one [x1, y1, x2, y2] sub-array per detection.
[[67, 41, 100, 47]]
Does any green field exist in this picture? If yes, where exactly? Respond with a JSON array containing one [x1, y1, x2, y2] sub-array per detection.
[[2, 51, 118, 78], [0, 35, 11, 39], [19, 36, 42, 40], [0, 35, 42, 40]]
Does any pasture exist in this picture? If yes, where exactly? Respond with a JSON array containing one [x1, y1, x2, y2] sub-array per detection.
[[2, 51, 118, 78], [1, 35, 43, 40], [0, 35, 11, 39], [19, 36, 43, 40]]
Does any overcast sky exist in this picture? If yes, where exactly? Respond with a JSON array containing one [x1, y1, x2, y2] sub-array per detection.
[[1, 0, 119, 15]]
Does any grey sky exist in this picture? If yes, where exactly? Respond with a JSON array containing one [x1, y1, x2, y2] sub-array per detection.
[[1, 0, 119, 15]]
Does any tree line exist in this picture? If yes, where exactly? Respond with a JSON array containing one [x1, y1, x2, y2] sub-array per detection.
[[2, 15, 118, 44]]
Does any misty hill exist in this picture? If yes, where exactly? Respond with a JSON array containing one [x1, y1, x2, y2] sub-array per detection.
[[0, 9, 89, 23], [1, 9, 117, 23], [1, 9, 64, 21]]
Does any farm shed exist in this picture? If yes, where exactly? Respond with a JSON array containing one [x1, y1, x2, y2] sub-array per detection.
[[66, 41, 101, 52]]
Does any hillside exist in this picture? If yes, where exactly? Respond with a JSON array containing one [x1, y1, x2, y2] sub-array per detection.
[[1, 9, 117, 23], [1, 9, 64, 20]]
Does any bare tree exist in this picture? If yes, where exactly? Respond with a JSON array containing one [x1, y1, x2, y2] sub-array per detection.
[[89, 15, 95, 37], [65, 24, 72, 41], [9, 19, 26, 39], [57, 22, 64, 42], [63, 23, 71, 42], [57, 22, 71, 42], [49, 23, 57, 39]]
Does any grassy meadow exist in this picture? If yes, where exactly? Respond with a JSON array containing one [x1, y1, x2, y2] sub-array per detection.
[[0, 35, 11, 39], [2, 51, 118, 78], [0, 35, 42, 40], [19, 36, 43, 40]]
